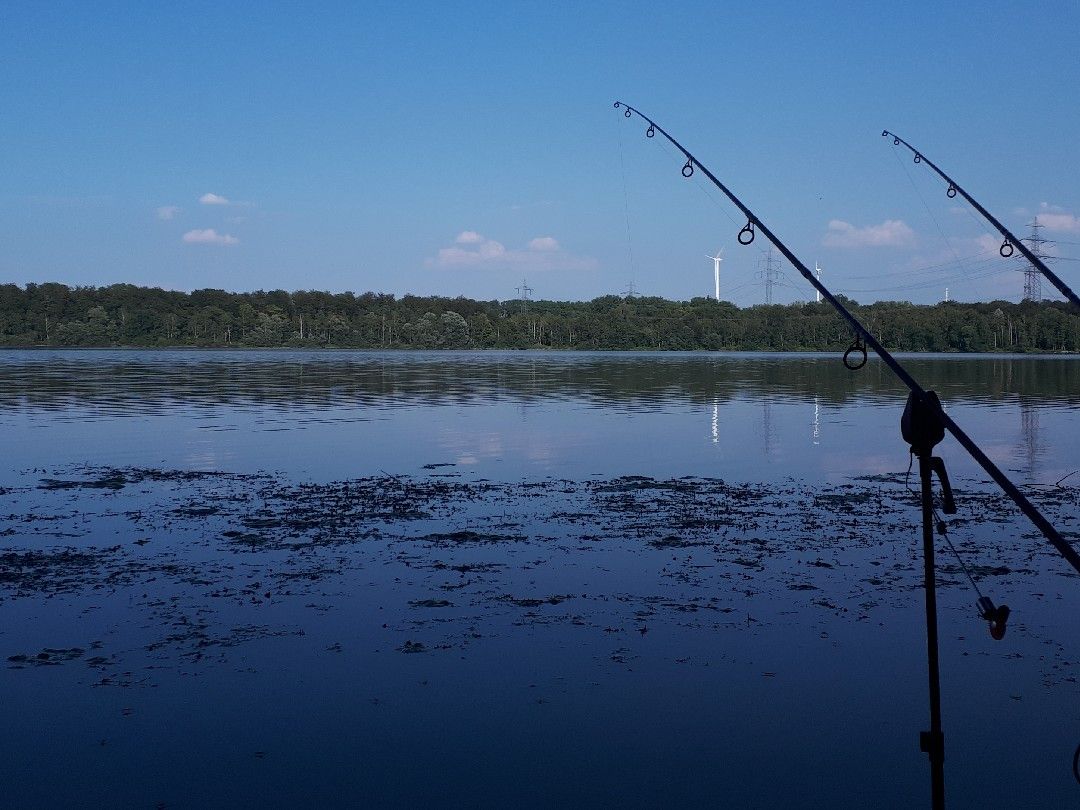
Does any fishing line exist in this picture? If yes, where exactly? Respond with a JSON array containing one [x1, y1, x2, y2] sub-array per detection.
[[904, 453, 986, 602], [776, 270, 814, 301], [891, 141, 996, 240], [615, 101, 1079, 576], [654, 134, 771, 260], [890, 146, 964, 269], [650, 132, 774, 301], [616, 116, 638, 283], [940, 531, 985, 600], [623, 124, 757, 297]]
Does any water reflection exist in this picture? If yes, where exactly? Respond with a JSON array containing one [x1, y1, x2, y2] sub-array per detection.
[[1, 350, 1077, 486], [1, 350, 1077, 416], [761, 399, 775, 459], [1019, 401, 1043, 477]]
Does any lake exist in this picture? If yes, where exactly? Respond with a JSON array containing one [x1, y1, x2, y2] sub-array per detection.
[[1, 350, 1078, 808]]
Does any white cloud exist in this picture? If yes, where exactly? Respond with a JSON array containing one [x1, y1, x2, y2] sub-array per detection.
[[436, 238, 506, 266], [823, 219, 915, 248], [156, 205, 181, 220], [528, 236, 559, 252], [199, 193, 229, 205], [428, 231, 595, 272], [1032, 203, 1075, 234], [971, 233, 1002, 254], [182, 228, 238, 246], [1036, 211, 1080, 233]]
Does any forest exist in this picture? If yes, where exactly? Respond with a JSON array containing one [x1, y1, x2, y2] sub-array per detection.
[[1, 282, 1077, 352]]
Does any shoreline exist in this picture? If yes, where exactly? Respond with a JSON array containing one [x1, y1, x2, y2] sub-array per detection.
[[2, 345, 1078, 357]]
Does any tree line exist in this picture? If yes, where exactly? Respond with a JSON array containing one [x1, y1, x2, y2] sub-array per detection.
[[1, 282, 1077, 352]]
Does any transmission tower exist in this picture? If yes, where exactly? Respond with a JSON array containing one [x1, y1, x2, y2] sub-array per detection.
[[515, 278, 533, 314], [623, 280, 640, 298], [756, 249, 780, 304], [1021, 221, 1051, 302]]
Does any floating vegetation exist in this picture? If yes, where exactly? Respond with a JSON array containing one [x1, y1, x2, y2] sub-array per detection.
[[0, 464, 1076, 692]]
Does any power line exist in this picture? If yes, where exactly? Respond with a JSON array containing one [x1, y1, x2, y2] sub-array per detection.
[[845, 249, 999, 281], [840, 263, 1014, 295]]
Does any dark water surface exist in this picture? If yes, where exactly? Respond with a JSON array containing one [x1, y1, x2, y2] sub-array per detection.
[[1, 350, 1078, 808]]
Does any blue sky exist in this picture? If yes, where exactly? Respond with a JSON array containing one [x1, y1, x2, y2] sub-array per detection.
[[1, 1, 1078, 305]]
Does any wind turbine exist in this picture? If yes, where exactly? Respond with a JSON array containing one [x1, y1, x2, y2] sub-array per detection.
[[707, 247, 724, 302]]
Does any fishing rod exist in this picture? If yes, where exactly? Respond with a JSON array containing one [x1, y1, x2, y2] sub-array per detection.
[[882, 130, 1079, 309], [614, 100, 1079, 576]]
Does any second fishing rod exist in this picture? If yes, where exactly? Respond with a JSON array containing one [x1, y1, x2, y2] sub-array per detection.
[[881, 129, 1079, 309]]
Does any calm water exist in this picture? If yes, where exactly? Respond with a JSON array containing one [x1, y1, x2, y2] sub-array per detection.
[[1, 350, 1078, 808], [2, 349, 1078, 485]]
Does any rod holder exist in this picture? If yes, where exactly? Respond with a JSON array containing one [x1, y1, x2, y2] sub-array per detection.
[[902, 391, 957, 514]]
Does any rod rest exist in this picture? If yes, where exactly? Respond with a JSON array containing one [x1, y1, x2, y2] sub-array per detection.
[[902, 391, 956, 513]]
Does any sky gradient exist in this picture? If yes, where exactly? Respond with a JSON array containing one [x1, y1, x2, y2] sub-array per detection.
[[2, 1, 1078, 305]]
